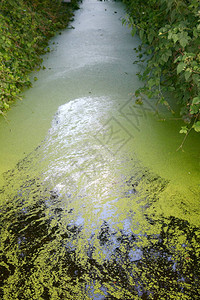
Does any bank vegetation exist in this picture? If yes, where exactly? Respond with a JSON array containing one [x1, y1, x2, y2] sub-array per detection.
[[0, 0, 79, 116], [123, 0, 200, 136]]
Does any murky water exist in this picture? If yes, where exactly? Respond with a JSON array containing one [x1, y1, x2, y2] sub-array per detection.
[[0, 0, 199, 299]]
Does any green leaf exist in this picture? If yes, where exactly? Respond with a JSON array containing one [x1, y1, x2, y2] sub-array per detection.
[[190, 104, 200, 114], [171, 33, 179, 43], [192, 74, 199, 84], [178, 32, 191, 48], [192, 121, 200, 132], [169, 86, 175, 91], [179, 37, 188, 48], [148, 78, 157, 89], [193, 28, 198, 38], [135, 89, 140, 97], [131, 27, 137, 37], [177, 62, 186, 74], [148, 31, 154, 44], [3, 102, 9, 110], [184, 70, 192, 81], [192, 97, 200, 105], [139, 29, 144, 40], [161, 53, 169, 63], [179, 126, 188, 134], [174, 55, 181, 63]]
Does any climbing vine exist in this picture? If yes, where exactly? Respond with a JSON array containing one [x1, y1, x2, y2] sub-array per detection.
[[122, 0, 200, 136], [0, 0, 80, 116]]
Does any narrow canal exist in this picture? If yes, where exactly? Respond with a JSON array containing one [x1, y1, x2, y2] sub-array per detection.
[[0, 0, 199, 299]]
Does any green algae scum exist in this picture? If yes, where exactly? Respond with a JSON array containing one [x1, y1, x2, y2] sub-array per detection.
[[0, 1, 200, 299]]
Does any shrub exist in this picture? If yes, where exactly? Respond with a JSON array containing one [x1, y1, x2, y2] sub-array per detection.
[[122, 0, 200, 136], [0, 0, 79, 116]]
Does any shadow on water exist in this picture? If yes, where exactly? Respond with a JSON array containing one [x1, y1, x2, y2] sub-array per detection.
[[0, 149, 199, 299]]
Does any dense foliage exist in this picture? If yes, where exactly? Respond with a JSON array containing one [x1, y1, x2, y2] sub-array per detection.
[[0, 0, 79, 116], [122, 0, 200, 135]]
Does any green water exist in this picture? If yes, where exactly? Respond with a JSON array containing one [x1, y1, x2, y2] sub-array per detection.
[[0, 0, 199, 299]]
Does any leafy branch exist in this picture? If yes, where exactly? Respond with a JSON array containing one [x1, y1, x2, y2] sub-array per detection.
[[122, 0, 200, 141]]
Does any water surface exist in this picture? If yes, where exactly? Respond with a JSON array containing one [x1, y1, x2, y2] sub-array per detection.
[[0, 1, 199, 299]]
